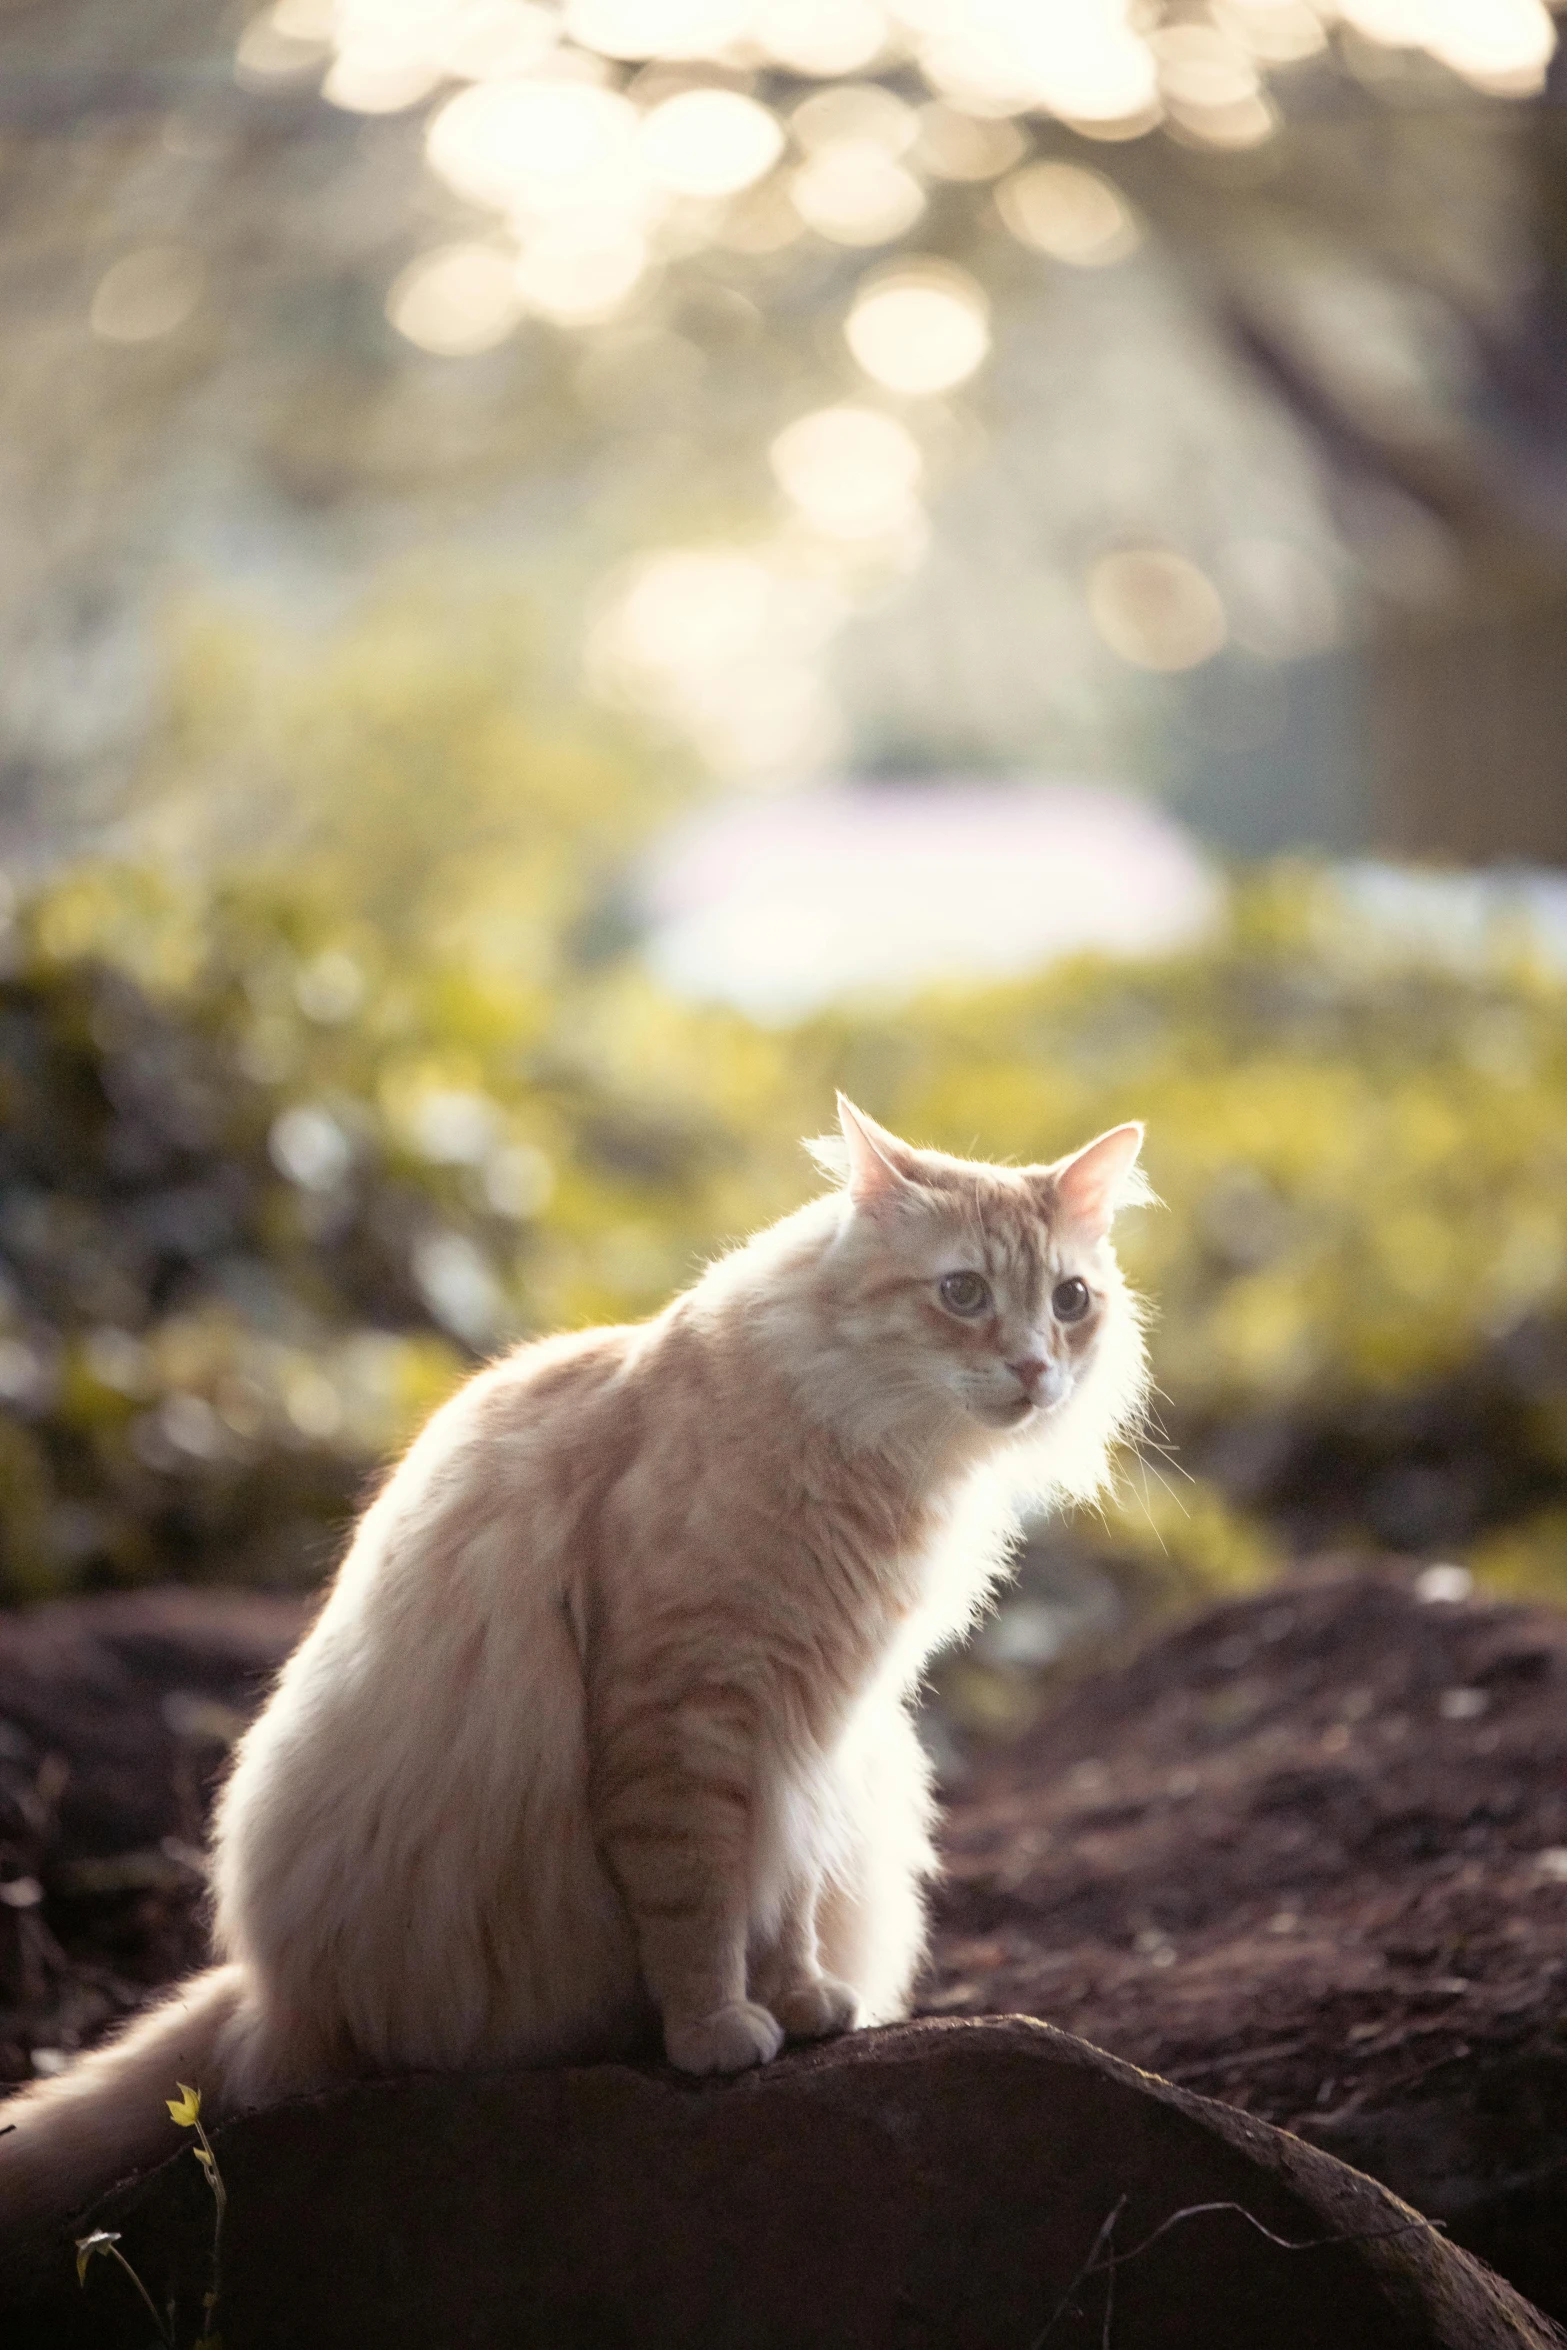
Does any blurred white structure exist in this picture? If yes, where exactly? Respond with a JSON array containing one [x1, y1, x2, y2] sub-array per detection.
[[642, 779, 1221, 1020]]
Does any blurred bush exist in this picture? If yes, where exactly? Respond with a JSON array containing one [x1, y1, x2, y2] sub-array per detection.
[[2, 602, 1565, 1605], [0, 591, 735, 1595], [816, 870, 1567, 1575]]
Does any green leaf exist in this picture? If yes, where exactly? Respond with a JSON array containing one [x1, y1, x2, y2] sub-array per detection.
[[166, 2083, 201, 2128]]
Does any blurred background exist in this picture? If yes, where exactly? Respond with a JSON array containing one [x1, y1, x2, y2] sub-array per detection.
[[4, 0, 1567, 1736]]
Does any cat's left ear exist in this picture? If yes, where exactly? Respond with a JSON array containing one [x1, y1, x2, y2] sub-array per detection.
[[832, 1094, 924, 1207], [1042, 1123, 1148, 1240]]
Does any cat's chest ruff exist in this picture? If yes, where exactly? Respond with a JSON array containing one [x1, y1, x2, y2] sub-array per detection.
[[807, 1481, 934, 1600], [779, 1436, 1009, 1666], [825, 1506, 988, 1662], [887, 1470, 1016, 1655]]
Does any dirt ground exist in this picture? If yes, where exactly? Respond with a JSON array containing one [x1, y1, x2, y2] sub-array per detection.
[[928, 1562, 1567, 2117], [0, 1586, 307, 2081], [2, 1563, 1565, 2319], [925, 1561, 1567, 2319]]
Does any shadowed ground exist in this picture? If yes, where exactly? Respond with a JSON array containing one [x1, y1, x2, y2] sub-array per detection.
[[1, 1566, 1565, 2324]]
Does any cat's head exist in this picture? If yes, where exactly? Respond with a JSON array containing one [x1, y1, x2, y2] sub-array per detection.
[[800, 1095, 1149, 1477]]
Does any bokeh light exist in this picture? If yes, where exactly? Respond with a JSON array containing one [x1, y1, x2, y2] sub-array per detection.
[[406, 1086, 499, 1163], [586, 547, 850, 775], [386, 243, 524, 353], [911, 0, 1161, 131], [913, 103, 1025, 182], [1339, 0, 1554, 94], [594, 548, 776, 678], [1026, 0, 1163, 129], [514, 216, 649, 322], [269, 1105, 352, 1191], [1153, 23, 1261, 109], [913, 12, 1049, 116], [754, 0, 889, 76], [319, 0, 558, 108], [844, 262, 990, 395], [1214, 0, 1326, 62], [1430, 0, 1556, 97], [90, 247, 205, 343], [769, 405, 924, 539], [995, 162, 1140, 267], [323, 49, 443, 111], [1088, 549, 1228, 672], [714, 182, 806, 253], [791, 83, 917, 155], [233, 8, 330, 86], [791, 140, 926, 246], [432, 0, 557, 79], [425, 77, 640, 216], [1171, 89, 1278, 149], [639, 89, 784, 199], [1153, 24, 1277, 146], [564, 0, 752, 59], [266, 0, 335, 35]]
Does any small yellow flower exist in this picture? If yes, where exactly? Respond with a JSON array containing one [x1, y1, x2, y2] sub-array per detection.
[[74, 2228, 120, 2285], [167, 2083, 202, 2128]]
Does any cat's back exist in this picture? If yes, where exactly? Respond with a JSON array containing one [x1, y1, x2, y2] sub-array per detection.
[[347, 1317, 649, 1597], [217, 1322, 649, 1873], [213, 1317, 657, 2052], [430, 1197, 842, 1551], [484, 1315, 653, 1486]]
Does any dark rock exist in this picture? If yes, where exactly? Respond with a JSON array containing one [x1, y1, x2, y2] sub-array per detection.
[[4, 2018, 1562, 2348], [1307, 2046, 1567, 2338]]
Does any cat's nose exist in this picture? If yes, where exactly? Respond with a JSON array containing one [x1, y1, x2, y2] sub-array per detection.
[[1007, 1356, 1057, 1403]]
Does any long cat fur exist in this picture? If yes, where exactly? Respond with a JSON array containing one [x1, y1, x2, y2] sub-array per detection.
[[0, 1097, 1149, 2246]]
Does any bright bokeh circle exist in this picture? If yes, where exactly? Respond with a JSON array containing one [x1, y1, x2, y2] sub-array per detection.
[[844, 264, 990, 395]]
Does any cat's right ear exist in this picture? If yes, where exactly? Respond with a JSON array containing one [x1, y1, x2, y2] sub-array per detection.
[[1045, 1122, 1149, 1239], [808, 1095, 921, 1207]]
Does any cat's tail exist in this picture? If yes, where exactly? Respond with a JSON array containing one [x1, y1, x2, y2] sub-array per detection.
[[0, 1963, 248, 2278]]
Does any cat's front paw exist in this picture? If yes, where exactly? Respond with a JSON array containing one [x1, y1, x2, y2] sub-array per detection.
[[664, 2000, 785, 2076], [771, 1974, 859, 2042]]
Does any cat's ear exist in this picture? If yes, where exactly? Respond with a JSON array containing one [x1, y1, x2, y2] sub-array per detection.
[[829, 1094, 923, 1207], [1044, 1123, 1148, 1239]]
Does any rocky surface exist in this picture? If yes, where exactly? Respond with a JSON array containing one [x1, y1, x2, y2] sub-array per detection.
[[2, 1566, 1566, 2328], [925, 1565, 1567, 2322], [0, 1586, 307, 2077], [7, 2017, 1563, 2348]]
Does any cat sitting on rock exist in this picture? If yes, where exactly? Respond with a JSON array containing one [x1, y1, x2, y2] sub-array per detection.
[[0, 1096, 1149, 2229]]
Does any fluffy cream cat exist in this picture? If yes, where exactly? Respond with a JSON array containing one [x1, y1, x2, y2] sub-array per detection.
[[0, 1097, 1148, 2237]]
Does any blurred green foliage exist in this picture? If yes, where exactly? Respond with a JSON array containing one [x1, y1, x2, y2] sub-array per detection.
[[835, 879, 1567, 1598], [827, 872, 1567, 1415], [2, 599, 1566, 1605], [0, 590, 722, 1594]]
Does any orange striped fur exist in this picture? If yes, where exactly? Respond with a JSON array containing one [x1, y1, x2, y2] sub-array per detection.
[[0, 1100, 1149, 2227]]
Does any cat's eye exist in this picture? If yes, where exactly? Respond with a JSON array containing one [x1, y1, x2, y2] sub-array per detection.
[[938, 1271, 991, 1317], [1052, 1277, 1091, 1322]]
